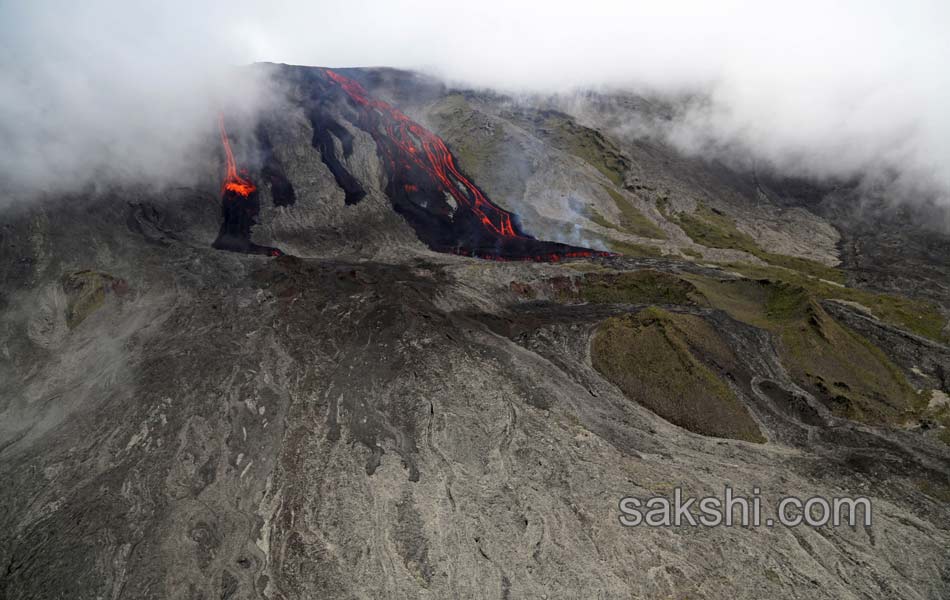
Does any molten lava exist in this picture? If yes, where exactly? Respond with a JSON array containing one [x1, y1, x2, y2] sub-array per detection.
[[325, 69, 518, 238], [322, 69, 612, 262], [210, 70, 609, 262], [214, 114, 284, 258], [218, 114, 257, 198]]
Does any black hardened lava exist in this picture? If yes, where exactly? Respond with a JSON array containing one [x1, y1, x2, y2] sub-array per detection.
[[213, 65, 612, 262], [256, 125, 297, 207], [281, 65, 612, 262], [212, 187, 283, 256], [307, 109, 367, 205], [215, 116, 284, 257]]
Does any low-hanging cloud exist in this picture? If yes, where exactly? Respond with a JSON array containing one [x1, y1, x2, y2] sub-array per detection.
[[1, 0, 948, 203], [0, 1, 268, 194]]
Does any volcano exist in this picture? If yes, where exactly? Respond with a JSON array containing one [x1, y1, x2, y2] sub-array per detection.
[[215, 68, 612, 262], [3, 63, 950, 600]]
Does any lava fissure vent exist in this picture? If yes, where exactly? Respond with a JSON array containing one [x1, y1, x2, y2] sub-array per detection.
[[215, 114, 284, 257], [322, 69, 613, 262]]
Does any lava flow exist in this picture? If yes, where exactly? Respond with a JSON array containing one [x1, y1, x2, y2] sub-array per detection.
[[218, 115, 257, 197], [214, 115, 283, 257], [325, 69, 517, 238], [322, 69, 612, 262]]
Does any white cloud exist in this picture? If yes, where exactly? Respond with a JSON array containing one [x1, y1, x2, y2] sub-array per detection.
[[1, 0, 948, 200]]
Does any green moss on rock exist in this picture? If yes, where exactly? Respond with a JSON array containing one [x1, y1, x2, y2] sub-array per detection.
[[719, 262, 948, 343], [575, 270, 705, 305], [502, 108, 628, 186], [604, 239, 664, 258], [594, 185, 667, 240], [687, 276, 921, 424], [676, 204, 844, 284], [591, 307, 765, 443]]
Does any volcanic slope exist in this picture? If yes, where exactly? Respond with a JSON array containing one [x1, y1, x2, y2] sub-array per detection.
[[0, 64, 949, 599]]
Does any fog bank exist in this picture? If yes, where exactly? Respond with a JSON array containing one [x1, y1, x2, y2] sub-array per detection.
[[2, 1, 948, 203]]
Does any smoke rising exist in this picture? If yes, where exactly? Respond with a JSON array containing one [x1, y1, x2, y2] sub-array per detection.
[[2, 1, 948, 203]]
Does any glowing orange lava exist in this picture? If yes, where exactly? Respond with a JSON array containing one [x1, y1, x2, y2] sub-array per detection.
[[325, 69, 520, 239], [218, 114, 257, 197]]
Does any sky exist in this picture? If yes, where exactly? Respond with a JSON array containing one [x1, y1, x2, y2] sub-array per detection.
[[1, 0, 948, 201]]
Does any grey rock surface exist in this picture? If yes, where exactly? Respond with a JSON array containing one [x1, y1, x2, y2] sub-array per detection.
[[1, 65, 948, 599]]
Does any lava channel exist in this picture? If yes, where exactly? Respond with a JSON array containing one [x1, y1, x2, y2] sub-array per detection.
[[323, 69, 613, 262]]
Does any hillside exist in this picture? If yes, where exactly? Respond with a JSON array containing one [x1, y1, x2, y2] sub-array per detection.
[[1, 64, 948, 599]]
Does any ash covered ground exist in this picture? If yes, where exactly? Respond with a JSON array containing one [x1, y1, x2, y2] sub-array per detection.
[[1, 65, 949, 599]]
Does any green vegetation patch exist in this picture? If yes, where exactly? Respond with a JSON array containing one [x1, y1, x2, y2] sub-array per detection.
[[502, 108, 628, 186], [588, 185, 667, 240], [574, 270, 705, 305], [591, 307, 765, 443], [603, 239, 664, 258], [562, 262, 609, 273], [675, 204, 845, 284], [720, 262, 948, 343], [556, 218, 664, 257], [675, 205, 755, 252], [687, 276, 921, 424]]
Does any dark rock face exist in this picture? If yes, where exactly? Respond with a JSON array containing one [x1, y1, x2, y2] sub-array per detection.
[[1, 65, 949, 599], [255, 126, 296, 208], [307, 109, 366, 205], [265, 66, 609, 261], [213, 188, 284, 256]]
